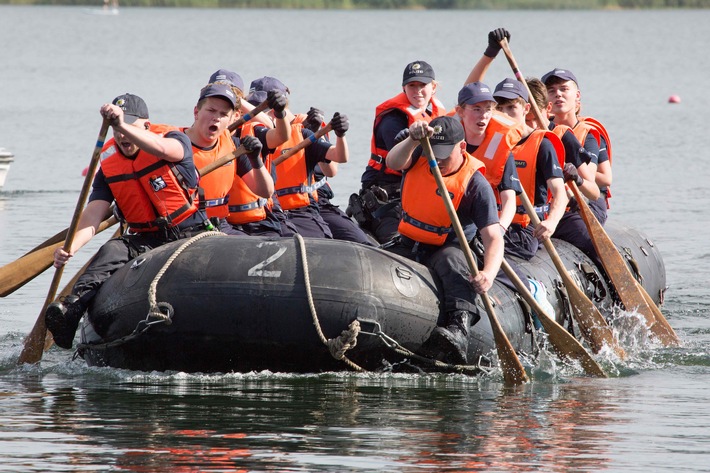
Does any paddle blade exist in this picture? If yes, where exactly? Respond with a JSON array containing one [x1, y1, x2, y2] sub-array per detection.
[[0, 244, 60, 297]]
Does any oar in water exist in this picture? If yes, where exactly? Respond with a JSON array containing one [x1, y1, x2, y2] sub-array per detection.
[[18, 119, 111, 365], [0, 215, 117, 298], [271, 123, 333, 167], [420, 136, 529, 386], [568, 182, 680, 346], [499, 259, 606, 377], [498, 38, 626, 359]]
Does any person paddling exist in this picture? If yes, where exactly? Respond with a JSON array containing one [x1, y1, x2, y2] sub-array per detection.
[[384, 116, 504, 365], [45, 94, 214, 349], [350, 60, 447, 245]]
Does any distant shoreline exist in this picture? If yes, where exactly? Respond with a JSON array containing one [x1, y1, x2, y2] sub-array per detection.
[[2, 0, 709, 9]]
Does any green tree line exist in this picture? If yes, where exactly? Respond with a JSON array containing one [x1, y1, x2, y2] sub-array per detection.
[[2, 0, 709, 8]]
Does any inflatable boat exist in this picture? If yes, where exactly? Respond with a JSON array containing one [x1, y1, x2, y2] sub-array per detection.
[[77, 220, 666, 374]]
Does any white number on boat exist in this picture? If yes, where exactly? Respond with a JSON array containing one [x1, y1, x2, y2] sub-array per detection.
[[247, 242, 286, 278]]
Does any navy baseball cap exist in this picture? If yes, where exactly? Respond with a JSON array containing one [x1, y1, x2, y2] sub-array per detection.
[[402, 61, 435, 86], [198, 83, 237, 108], [493, 78, 529, 101], [457, 82, 495, 106], [246, 90, 267, 107], [208, 69, 244, 92], [112, 93, 149, 124], [428, 116, 465, 160], [541, 68, 578, 86], [249, 76, 289, 95]]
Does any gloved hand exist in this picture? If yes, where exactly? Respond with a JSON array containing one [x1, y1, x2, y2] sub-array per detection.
[[408, 121, 431, 141], [242, 135, 263, 169], [563, 162, 583, 186], [331, 112, 349, 137], [304, 107, 325, 133], [393, 127, 410, 145], [267, 90, 287, 119], [483, 27, 511, 58]]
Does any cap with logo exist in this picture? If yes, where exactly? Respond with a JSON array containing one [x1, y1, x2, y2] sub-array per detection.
[[112, 93, 149, 124], [493, 78, 529, 102], [540, 68, 578, 86], [208, 69, 244, 92], [428, 116, 465, 160], [457, 82, 495, 106], [402, 61, 435, 86], [199, 83, 237, 108]]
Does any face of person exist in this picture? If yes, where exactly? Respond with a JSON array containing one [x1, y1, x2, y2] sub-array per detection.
[[436, 141, 465, 175], [403, 81, 435, 110], [457, 100, 496, 139], [193, 97, 235, 145], [496, 99, 530, 124], [113, 119, 149, 157], [546, 79, 579, 116]]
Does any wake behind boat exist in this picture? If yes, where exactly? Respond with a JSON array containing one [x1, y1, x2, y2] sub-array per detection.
[[77, 220, 665, 374]]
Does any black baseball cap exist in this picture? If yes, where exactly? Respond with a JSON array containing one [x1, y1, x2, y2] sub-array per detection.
[[541, 68, 578, 86], [493, 78, 529, 101], [112, 93, 149, 124], [402, 61, 435, 86], [428, 116, 465, 160]]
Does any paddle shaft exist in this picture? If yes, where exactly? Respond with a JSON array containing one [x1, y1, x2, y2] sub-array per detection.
[[499, 259, 606, 377], [18, 119, 111, 364], [227, 99, 270, 133], [568, 182, 680, 346], [420, 137, 528, 386], [271, 123, 334, 167]]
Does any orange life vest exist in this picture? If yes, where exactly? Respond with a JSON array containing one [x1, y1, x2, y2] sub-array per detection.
[[272, 123, 322, 211], [369, 93, 446, 177], [398, 151, 485, 246], [100, 135, 199, 233], [511, 130, 565, 227], [225, 122, 270, 224], [579, 116, 613, 207], [189, 128, 236, 218], [460, 112, 524, 207]]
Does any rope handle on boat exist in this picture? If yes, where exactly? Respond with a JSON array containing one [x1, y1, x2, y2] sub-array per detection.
[[146, 230, 223, 322]]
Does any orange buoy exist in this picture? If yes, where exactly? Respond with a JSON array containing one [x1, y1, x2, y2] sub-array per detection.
[[668, 95, 681, 103], [81, 166, 89, 176]]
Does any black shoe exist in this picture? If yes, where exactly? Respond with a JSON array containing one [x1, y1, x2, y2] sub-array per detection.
[[45, 295, 85, 349], [418, 310, 473, 365]]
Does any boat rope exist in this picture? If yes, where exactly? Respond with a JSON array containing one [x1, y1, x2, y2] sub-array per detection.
[[293, 233, 365, 372], [146, 231, 223, 322]]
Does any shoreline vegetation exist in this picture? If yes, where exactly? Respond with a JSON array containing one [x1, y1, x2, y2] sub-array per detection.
[[1, 0, 709, 8]]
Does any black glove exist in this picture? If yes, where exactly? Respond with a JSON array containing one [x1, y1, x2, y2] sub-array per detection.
[[267, 90, 287, 119], [563, 162, 583, 186], [304, 107, 325, 133], [331, 112, 349, 137], [393, 128, 410, 145], [242, 135, 263, 169], [483, 27, 510, 58]]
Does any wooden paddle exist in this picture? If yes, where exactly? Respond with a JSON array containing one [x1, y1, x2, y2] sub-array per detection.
[[0, 215, 117, 297], [42, 226, 124, 352], [18, 119, 111, 365], [568, 182, 680, 346], [499, 259, 606, 377], [271, 123, 334, 167], [420, 136, 528, 386], [228, 99, 270, 133], [498, 38, 626, 358]]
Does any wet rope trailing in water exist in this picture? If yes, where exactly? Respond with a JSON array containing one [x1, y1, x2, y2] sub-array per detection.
[[147, 231, 223, 322], [293, 233, 365, 372]]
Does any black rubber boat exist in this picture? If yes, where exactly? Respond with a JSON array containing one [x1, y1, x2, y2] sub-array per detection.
[[77, 220, 666, 374]]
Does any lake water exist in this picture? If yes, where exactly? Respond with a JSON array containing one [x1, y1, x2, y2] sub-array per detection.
[[1, 5, 710, 472]]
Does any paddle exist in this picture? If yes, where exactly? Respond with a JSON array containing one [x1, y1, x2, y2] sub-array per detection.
[[228, 99, 270, 133], [499, 259, 606, 377], [18, 118, 111, 365], [420, 136, 528, 386], [271, 123, 334, 167], [42, 226, 124, 352], [0, 215, 117, 297], [498, 38, 626, 358], [568, 182, 680, 346]]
